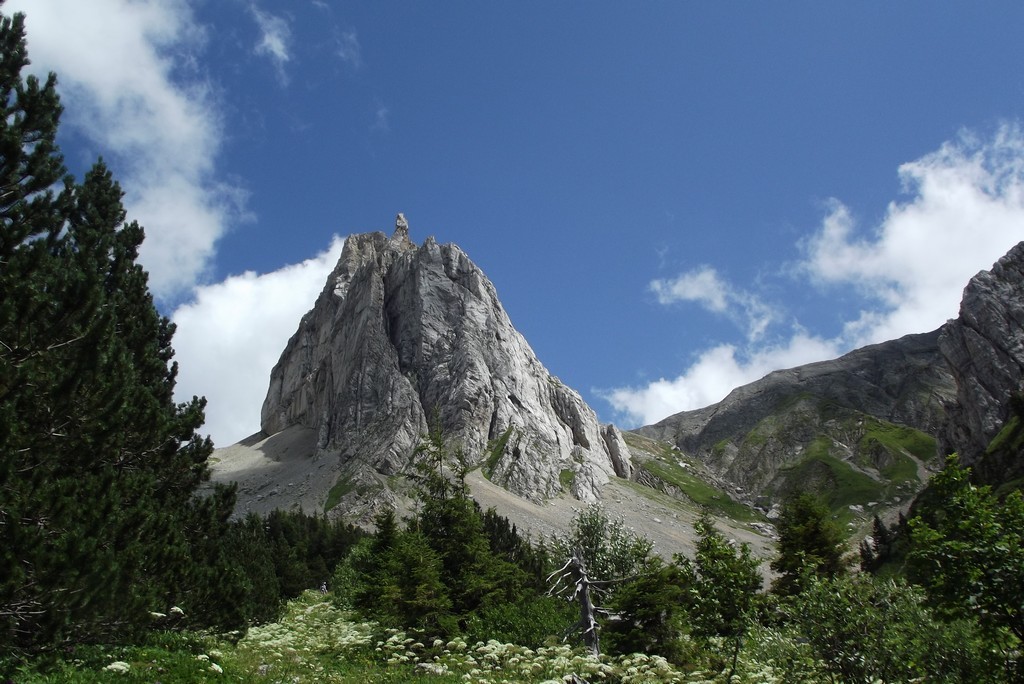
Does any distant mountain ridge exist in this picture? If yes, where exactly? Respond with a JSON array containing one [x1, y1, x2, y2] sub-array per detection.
[[636, 240, 1024, 515], [210, 218, 1024, 547], [635, 330, 955, 511]]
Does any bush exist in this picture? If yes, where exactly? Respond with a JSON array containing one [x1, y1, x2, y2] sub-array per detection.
[[462, 595, 575, 648], [785, 574, 997, 683]]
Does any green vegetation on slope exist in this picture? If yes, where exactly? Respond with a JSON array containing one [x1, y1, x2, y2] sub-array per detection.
[[482, 425, 516, 479], [987, 413, 1024, 456], [863, 420, 937, 464], [623, 433, 759, 522], [325, 477, 384, 514], [641, 458, 759, 522]]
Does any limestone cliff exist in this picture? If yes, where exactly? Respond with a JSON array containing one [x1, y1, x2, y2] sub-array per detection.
[[939, 241, 1024, 482], [256, 216, 629, 519]]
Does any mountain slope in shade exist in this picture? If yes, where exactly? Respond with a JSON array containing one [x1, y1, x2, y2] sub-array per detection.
[[635, 240, 1024, 520], [635, 330, 956, 519]]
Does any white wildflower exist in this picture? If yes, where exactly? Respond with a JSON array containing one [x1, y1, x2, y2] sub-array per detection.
[[102, 661, 130, 674], [209, 662, 223, 674]]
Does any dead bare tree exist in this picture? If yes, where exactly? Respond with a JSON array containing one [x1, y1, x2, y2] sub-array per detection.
[[547, 549, 626, 657]]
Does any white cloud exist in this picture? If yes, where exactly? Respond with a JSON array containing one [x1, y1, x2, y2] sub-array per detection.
[[651, 265, 729, 311], [251, 5, 291, 84], [336, 29, 362, 70], [650, 266, 778, 341], [606, 125, 1024, 427], [372, 101, 390, 133], [603, 334, 841, 427], [804, 123, 1024, 347], [171, 236, 345, 447], [9, 0, 241, 301]]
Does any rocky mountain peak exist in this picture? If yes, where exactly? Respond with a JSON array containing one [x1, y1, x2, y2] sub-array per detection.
[[253, 217, 630, 519], [939, 241, 1024, 480]]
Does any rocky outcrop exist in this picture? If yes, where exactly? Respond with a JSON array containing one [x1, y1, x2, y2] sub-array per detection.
[[635, 241, 1024, 507], [258, 216, 627, 517], [939, 241, 1024, 480], [636, 330, 957, 509]]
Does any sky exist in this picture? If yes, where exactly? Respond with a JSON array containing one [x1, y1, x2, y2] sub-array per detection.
[[8, 1, 1024, 447]]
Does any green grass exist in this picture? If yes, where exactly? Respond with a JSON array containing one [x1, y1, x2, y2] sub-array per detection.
[[877, 452, 919, 483], [863, 420, 937, 463], [778, 440, 889, 528], [621, 433, 760, 522], [741, 427, 769, 449], [987, 414, 1024, 456], [559, 468, 574, 491], [622, 432, 679, 461], [640, 459, 759, 522], [483, 425, 516, 478], [711, 438, 731, 459], [325, 478, 384, 514], [325, 476, 358, 513], [614, 476, 694, 515]]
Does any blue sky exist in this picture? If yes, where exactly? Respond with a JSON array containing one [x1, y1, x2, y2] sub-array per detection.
[[9, 1, 1024, 447]]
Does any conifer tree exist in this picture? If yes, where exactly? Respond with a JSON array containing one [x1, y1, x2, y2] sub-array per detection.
[[770, 492, 847, 595], [0, 4, 239, 650]]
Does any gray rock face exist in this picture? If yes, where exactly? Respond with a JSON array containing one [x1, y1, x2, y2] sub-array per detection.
[[634, 241, 1024, 506], [260, 220, 626, 516], [636, 330, 957, 504], [939, 241, 1024, 477]]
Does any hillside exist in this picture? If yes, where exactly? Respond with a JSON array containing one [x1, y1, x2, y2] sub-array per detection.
[[211, 223, 1024, 553]]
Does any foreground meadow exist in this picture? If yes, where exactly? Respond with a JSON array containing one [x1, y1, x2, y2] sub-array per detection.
[[7, 591, 816, 683]]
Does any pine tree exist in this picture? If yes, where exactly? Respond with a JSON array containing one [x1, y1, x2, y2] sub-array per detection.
[[0, 4, 240, 650], [604, 557, 689, 662], [770, 492, 847, 595]]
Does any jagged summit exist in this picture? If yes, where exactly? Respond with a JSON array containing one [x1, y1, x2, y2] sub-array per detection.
[[209, 212, 1023, 553], [939, 241, 1024, 482], [232, 216, 632, 521], [637, 240, 1024, 517]]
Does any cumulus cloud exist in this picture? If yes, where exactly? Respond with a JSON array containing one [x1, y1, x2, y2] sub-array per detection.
[[650, 266, 778, 341], [803, 124, 1024, 347], [603, 334, 842, 427], [650, 265, 729, 311], [605, 125, 1024, 427], [251, 5, 291, 84], [171, 236, 345, 447], [9, 0, 242, 301]]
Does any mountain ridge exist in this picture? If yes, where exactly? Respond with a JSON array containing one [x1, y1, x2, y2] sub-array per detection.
[[210, 218, 1024, 554], [230, 217, 630, 523]]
